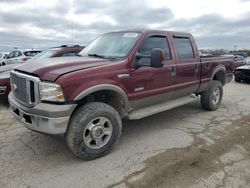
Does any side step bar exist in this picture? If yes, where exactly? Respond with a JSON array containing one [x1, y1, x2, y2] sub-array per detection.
[[127, 95, 198, 120]]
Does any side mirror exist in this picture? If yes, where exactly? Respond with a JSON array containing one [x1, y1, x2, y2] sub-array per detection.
[[151, 48, 164, 68], [233, 56, 238, 62], [133, 53, 151, 69]]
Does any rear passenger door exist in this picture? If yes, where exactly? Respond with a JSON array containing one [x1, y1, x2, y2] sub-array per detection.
[[172, 36, 200, 98]]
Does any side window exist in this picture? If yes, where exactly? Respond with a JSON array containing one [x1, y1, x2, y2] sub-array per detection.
[[173, 37, 194, 59], [60, 52, 78, 57], [8, 51, 15, 58], [14, 51, 22, 57], [138, 36, 171, 60]]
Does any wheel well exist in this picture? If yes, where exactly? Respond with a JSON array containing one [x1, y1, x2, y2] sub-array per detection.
[[212, 70, 226, 85], [76, 90, 127, 117]]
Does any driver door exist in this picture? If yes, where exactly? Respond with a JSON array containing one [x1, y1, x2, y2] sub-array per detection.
[[128, 35, 176, 109]]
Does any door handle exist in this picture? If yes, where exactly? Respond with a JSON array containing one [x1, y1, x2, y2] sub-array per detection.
[[171, 66, 176, 76]]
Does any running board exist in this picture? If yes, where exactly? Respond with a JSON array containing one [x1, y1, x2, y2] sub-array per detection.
[[128, 95, 198, 120]]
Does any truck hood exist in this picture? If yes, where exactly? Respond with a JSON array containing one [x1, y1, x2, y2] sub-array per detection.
[[236, 65, 250, 70], [15, 56, 113, 81], [0, 64, 18, 73]]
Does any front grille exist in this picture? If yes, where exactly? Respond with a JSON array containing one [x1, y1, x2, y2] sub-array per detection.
[[241, 69, 250, 76], [11, 73, 28, 103], [10, 71, 40, 107]]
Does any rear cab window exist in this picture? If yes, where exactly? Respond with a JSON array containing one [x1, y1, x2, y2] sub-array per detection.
[[173, 36, 195, 59]]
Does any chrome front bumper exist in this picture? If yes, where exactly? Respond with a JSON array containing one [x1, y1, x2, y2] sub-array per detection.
[[9, 93, 77, 134]]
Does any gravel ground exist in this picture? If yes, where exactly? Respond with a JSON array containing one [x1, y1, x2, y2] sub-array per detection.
[[0, 81, 250, 188]]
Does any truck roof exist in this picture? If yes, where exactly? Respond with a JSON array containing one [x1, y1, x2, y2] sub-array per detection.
[[107, 29, 192, 36]]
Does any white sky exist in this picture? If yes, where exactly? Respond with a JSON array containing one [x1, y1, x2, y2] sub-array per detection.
[[147, 0, 250, 19], [0, 0, 249, 50]]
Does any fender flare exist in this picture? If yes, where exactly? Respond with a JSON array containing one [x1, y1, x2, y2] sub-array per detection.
[[74, 84, 130, 114], [210, 66, 226, 85]]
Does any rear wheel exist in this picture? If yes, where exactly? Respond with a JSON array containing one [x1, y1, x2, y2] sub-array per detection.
[[66, 102, 122, 160], [200, 80, 223, 111]]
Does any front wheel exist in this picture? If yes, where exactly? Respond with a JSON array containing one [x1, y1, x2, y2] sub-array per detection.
[[200, 80, 223, 111], [66, 102, 122, 160]]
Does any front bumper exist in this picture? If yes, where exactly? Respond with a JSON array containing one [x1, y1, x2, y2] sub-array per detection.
[[9, 92, 77, 134]]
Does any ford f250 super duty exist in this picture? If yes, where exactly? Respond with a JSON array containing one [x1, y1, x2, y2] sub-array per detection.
[[8, 30, 234, 160]]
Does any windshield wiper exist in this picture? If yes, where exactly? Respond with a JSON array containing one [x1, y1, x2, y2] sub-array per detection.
[[87, 53, 121, 60], [88, 53, 106, 58]]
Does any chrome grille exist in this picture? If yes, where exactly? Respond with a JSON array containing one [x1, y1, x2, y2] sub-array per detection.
[[10, 71, 40, 107], [11, 73, 28, 103]]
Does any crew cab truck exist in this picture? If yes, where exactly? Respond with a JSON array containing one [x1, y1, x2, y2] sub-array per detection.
[[8, 30, 234, 160]]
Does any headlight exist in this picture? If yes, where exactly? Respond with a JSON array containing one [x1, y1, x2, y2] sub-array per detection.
[[0, 71, 10, 79], [39, 82, 65, 102]]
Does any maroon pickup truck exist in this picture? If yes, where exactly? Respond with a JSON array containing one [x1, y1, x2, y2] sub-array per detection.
[[9, 30, 234, 160]]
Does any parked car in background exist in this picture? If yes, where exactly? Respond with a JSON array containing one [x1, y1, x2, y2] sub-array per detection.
[[234, 54, 246, 61], [246, 57, 250, 64], [2, 49, 41, 66], [31, 45, 84, 60], [0, 45, 84, 98], [234, 52, 248, 59], [221, 54, 246, 69], [234, 57, 250, 82], [0, 52, 9, 66]]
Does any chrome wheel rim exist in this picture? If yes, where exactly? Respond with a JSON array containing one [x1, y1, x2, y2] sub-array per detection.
[[212, 87, 220, 105], [83, 117, 113, 149]]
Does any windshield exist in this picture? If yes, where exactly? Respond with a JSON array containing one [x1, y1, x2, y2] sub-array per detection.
[[31, 49, 57, 60], [79, 32, 142, 59]]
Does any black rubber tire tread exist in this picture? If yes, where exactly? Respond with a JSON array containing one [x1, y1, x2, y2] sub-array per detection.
[[201, 80, 223, 111], [66, 102, 122, 160]]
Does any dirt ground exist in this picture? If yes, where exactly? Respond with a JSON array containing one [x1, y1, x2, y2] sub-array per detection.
[[0, 80, 250, 188]]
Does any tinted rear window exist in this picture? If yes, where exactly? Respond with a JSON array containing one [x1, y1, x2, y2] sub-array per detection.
[[173, 37, 194, 59], [24, 51, 41, 57]]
